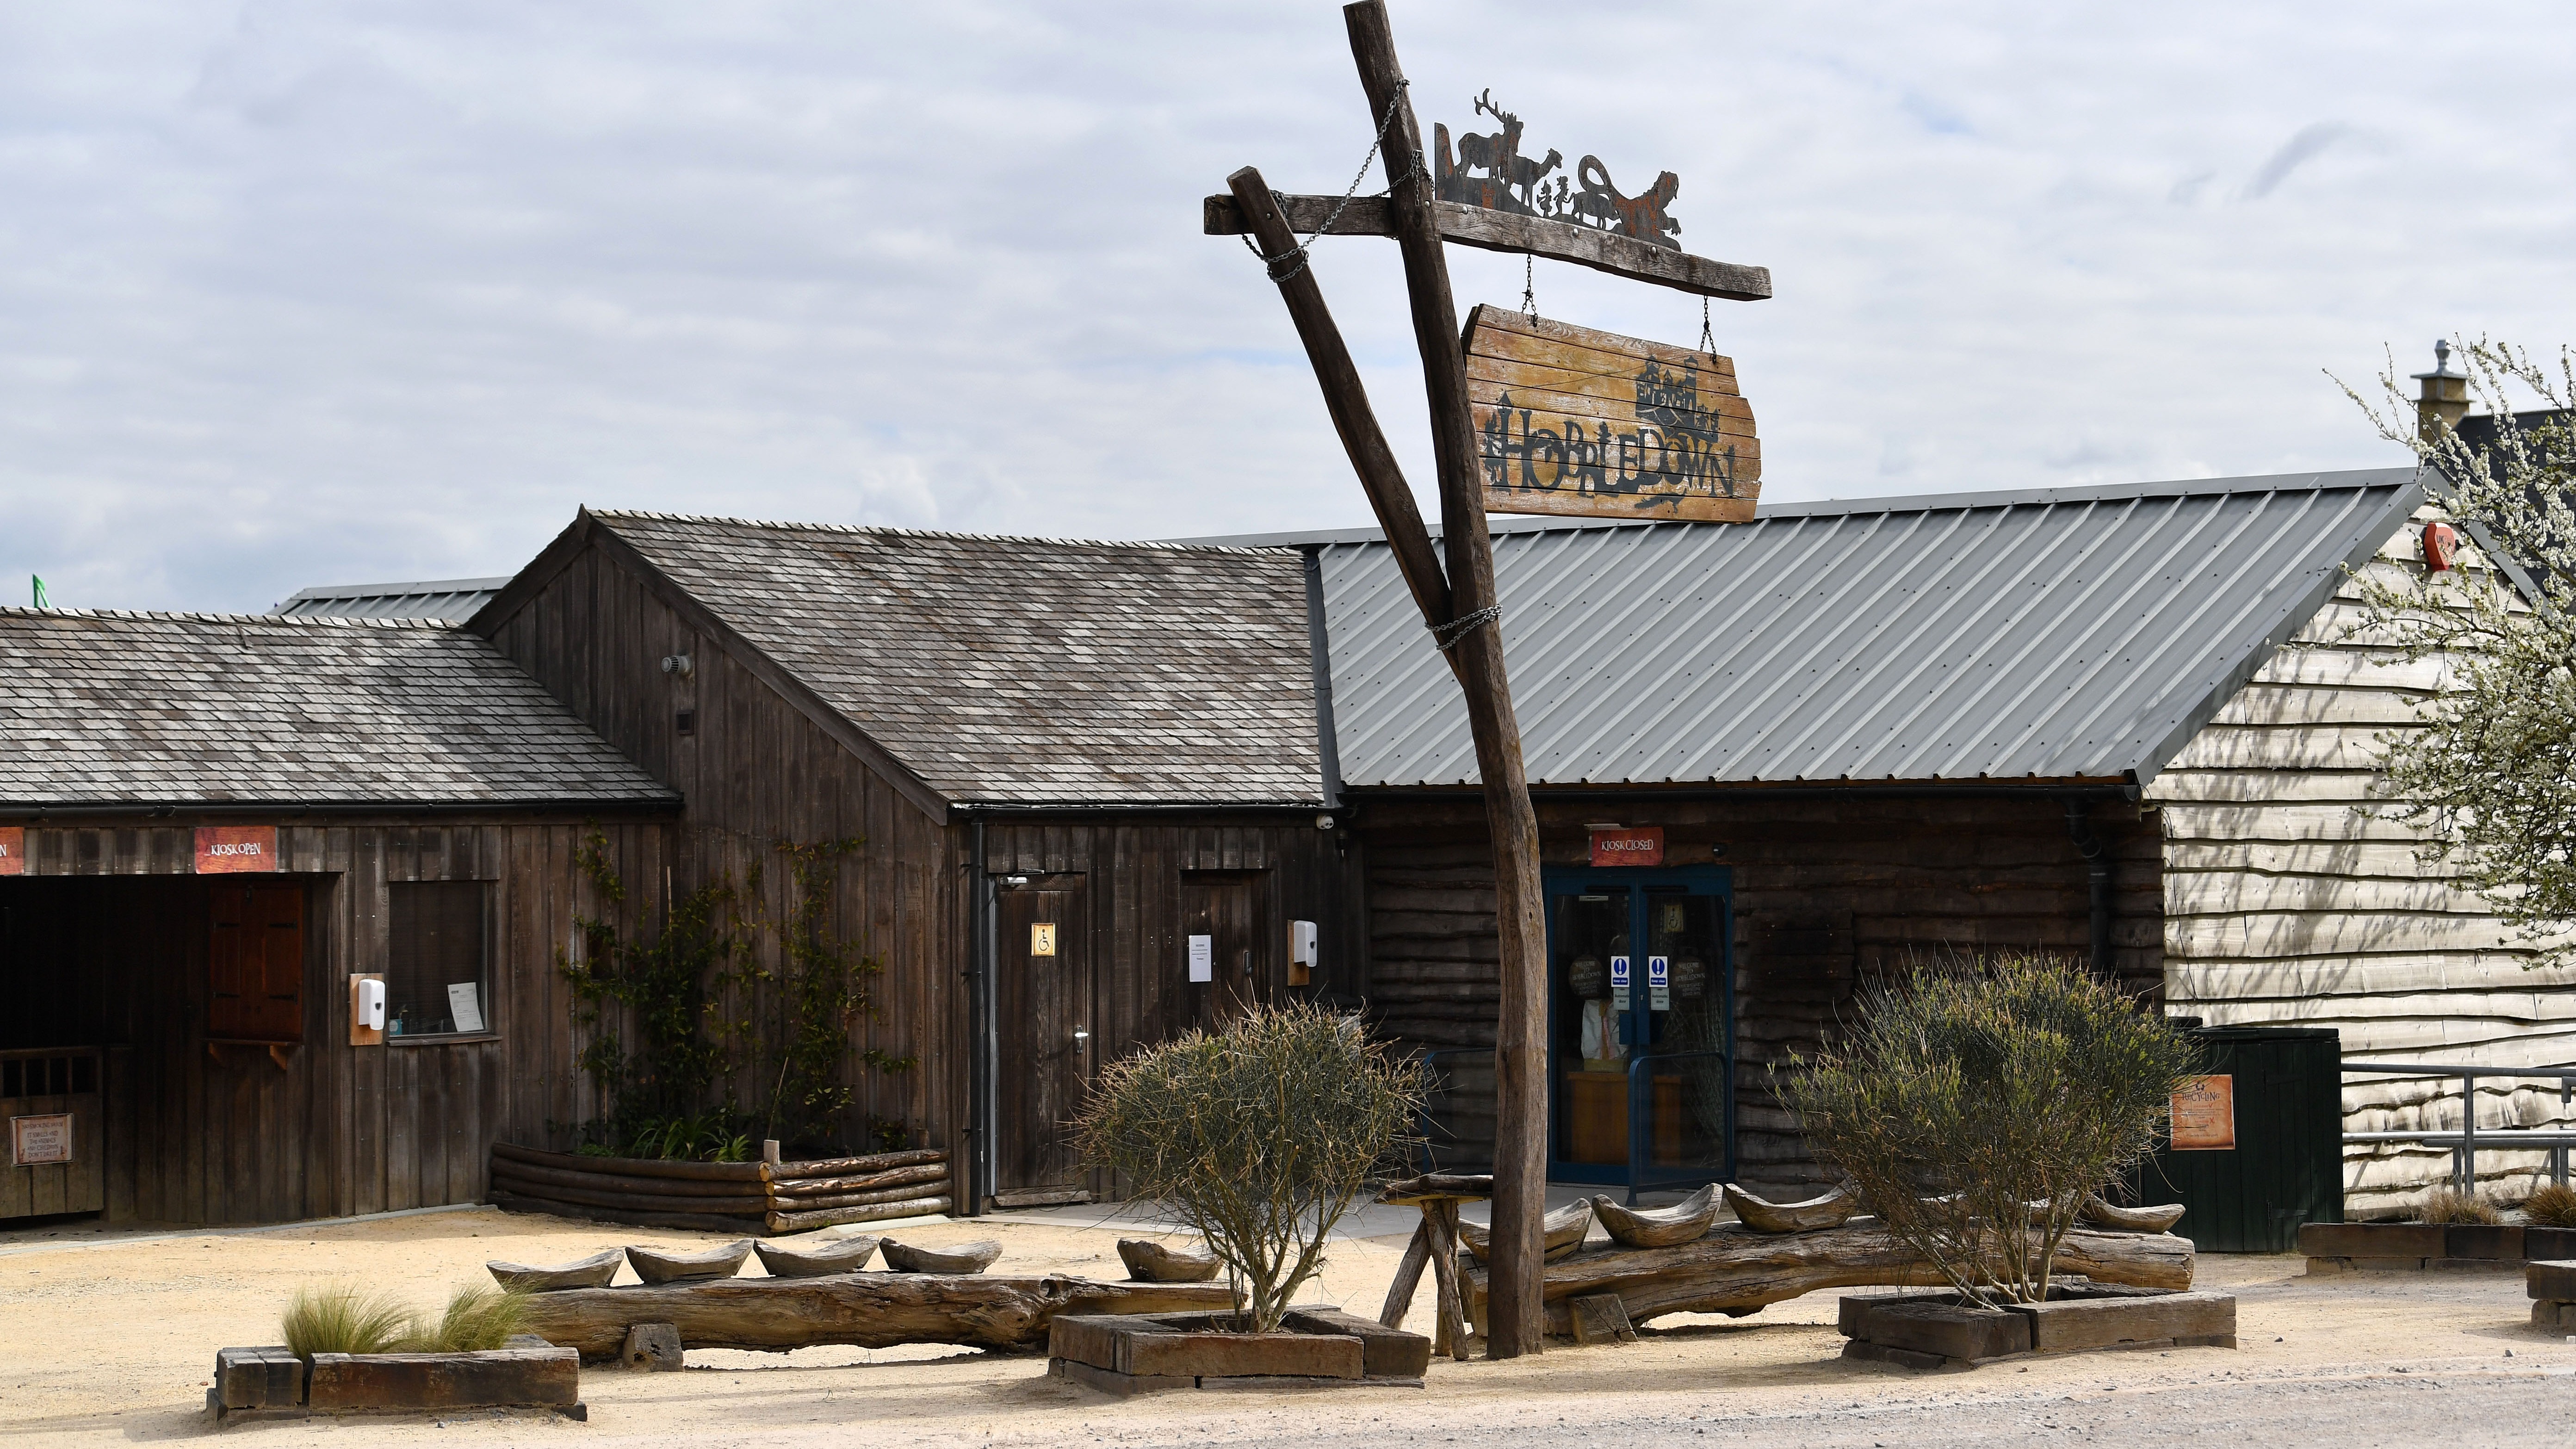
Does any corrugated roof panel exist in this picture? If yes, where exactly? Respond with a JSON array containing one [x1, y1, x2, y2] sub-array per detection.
[[276, 577, 512, 623], [1320, 469, 2423, 789]]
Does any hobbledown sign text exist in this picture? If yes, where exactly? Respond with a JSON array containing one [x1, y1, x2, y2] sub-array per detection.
[[1466, 306, 1760, 523]]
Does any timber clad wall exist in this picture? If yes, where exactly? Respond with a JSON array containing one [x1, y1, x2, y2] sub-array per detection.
[[480, 537, 957, 1169], [0, 820, 654, 1225], [1362, 795, 2161, 1189], [2152, 514, 2576, 1216]]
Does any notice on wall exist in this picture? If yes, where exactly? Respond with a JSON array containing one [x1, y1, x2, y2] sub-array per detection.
[[11, 1114, 72, 1167], [0, 825, 22, 877], [1030, 922, 1058, 958], [2170, 1074, 2236, 1151], [1589, 825, 1665, 868], [194, 824, 279, 874], [1609, 954, 1631, 1013], [446, 983, 486, 1035], [1187, 935, 1214, 984], [1647, 955, 1671, 1012]]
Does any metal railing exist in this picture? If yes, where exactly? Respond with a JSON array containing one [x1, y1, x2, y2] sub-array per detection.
[[1625, 1047, 1733, 1204], [2343, 1059, 2576, 1193]]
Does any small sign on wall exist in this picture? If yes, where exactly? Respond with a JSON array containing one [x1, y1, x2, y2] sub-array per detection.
[[1589, 826, 1664, 867], [1647, 955, 1670, 1012], [195, 825, 279, 874], [1031, 923, 1058, 958], [11, 1114, 73, 1167], [1187, 935, 1214, 983], [1610, 954, 1631, 1012], [0, 825, 22, 876], [2170, 1074, 2236, 1151]]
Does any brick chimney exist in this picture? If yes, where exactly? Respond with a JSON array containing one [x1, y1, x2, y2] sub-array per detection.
[[2412, 339, 2469, 445]]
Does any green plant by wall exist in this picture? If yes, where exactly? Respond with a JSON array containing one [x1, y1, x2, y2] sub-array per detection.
[[559, 830, 911, 1159], [1780, 949, 2198, 1308]]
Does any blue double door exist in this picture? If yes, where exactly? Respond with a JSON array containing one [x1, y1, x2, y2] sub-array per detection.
[[1542, 865, 1734, 1191]]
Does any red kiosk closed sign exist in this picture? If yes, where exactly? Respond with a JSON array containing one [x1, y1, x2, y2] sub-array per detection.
[[1589, 826, 1664, 867]]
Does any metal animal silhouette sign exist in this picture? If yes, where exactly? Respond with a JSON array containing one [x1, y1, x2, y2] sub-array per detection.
[[1435, 91, 1683, 250], [1465, 305, 1760, 522]]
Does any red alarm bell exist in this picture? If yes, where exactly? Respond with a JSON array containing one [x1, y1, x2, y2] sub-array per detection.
[[2424, 522, 2458, 573]]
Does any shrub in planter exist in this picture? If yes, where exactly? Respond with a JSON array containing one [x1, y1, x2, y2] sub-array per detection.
[[2526, 1181, 2576, 1229], [281, 1282, 530, 1358], [1072, 1003, 1424, 1332], [2415, 1187, 2505, 1225], [1782, 950, 2196, 1309]]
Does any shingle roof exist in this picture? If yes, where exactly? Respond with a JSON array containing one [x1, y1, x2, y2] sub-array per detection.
[[1315, 469, 2425, 790], [276, 576, 511, 623], [590, 513, 1323, 806], [0, 608, 678, 808]]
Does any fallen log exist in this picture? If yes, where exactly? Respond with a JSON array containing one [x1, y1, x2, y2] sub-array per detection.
[[1460, 1219, 2195, 1335], [517, 1275, 1236, 1358], [488, 1172, 770, 1216], [492, 1142, 766, 1184], [766, 1196, 953, 1233], [489, 1156, 775, 1201], [768, 1163, 951, 1199], [490, 1188, 765, 1236], [767, 1147, 947, 1182]]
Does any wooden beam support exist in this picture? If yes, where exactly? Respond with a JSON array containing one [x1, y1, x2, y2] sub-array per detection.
[[1345, 0, 1549, 1361], [1202, 194, 1772, 302], [1224, 167, 1455, 647]]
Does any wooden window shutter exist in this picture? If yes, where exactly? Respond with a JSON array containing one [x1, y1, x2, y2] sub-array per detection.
[[208, 883, 305, 1044]]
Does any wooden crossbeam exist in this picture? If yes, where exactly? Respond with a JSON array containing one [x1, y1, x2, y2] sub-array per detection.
[[1202, 193, 1771, 302]]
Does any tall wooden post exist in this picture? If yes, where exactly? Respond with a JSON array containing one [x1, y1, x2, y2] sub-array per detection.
[[1345, 0, 1550, 1359]]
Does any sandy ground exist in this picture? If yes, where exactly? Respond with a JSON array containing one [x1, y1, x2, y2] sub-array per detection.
[[4, 1202, 2574, 1447]]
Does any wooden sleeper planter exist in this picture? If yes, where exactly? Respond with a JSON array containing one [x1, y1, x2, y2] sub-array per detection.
[[1839, 1284, 2237, 1371], [2300, 1221, 2576, 1273], [208, 1344, 582, 1424], [488, 1142, 953, 1235], [1046, 1307, 1430, 1396], [2526, 1259, 2576, 1328]]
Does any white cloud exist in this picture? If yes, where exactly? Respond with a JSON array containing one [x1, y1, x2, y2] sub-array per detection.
[[0, 1, 2570, 611]]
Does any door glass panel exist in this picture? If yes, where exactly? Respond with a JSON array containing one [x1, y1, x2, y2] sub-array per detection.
[[1552, 890, 1630, 1166], [1645, 891, 1725, 1170]]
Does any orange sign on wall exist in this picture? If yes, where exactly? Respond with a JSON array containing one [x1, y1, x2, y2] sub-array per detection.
[[1589, 826, 1665, 867], [2170, 1074, 2237, 1151], [194, 825, 280, 874], [0, 826, 22, 876]]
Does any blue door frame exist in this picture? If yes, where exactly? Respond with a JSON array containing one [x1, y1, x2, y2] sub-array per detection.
[[1542, 865, 1735, 1196]]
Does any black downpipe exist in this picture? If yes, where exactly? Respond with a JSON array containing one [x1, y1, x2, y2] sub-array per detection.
[[2063, 798, 2113, 975], [966, 818, 993, 1218]]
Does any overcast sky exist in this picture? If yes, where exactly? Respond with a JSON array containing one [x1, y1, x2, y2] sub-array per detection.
[[4, 2, 2571, 613]]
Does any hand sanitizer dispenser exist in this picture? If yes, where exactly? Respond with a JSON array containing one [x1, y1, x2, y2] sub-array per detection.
[[1289, 920, 1319, 985], [358, 978, 387, 1033]]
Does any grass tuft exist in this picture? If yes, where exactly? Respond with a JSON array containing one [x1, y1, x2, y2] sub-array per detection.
[[2523, 1181, 2576, 1228], [281, 1283, 416, 1359], [407, 1284, 529, 1352], [2417, 1186, 2505, 1225]]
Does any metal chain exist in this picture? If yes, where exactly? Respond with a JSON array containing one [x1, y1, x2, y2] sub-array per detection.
[[1430, 604, 1503, 651], [1699, 295, 1715, 356], [1521, 254, 1538, 323], [1243, 80, 1417, 285]]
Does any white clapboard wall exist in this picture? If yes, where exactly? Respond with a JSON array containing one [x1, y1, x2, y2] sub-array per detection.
[[2149, 506, 2576, 1218]]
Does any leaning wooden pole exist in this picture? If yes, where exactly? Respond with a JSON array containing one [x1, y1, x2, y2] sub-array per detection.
[[1345, 0, 1551, 1359], [1223, 167, 1456, 667]]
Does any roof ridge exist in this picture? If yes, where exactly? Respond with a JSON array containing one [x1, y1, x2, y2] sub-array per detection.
[[0, 605, 458, 631], [588, 508, 1300, 556]]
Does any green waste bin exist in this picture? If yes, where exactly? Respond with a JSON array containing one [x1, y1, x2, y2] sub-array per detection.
[[2124, 1025, 2344, 1253]]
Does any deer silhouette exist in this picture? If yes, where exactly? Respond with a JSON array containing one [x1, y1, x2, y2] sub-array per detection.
[[1455, 90, 1560, 210]]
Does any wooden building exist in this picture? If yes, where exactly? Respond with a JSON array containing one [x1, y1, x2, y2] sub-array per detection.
[[0, 607, 676, 1225], [1289, 469, 2457, 1197], [464, 511, 1360, 1211]]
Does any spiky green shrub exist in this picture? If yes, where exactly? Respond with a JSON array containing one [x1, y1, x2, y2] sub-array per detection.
[[1073, 1003, 1424, 1331], [406, 1284, 529, 1352], [1782, 950, 2198, 1308], [281, 1283, 416, 1359], [2416, 1186, 2504, 1225], [2524, 1181, 2576, 1227]]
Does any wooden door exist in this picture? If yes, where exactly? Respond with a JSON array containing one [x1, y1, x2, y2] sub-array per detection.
[[1182, 871, 1269, 1028], [993, 875, 1092, 1198], [207, 884, 304, 1044]]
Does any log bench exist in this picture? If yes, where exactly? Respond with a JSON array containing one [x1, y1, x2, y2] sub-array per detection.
[[1459, 1219, 2195, 1337], [517, 1274, 1236, 1359]]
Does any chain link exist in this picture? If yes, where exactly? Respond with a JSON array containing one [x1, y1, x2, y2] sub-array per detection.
[[1245, 80, 1418, 285], [1431, 604, 1503, 651]]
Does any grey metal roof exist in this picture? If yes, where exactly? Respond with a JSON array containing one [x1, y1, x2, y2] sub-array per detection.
[[0, 608, 679, 809], [1318, 469, 2425, 791], [589, 513, 1322, 807], [276, 576, 512, 623]]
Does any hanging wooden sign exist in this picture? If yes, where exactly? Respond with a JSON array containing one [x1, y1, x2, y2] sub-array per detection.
[[1466, 306, 1759, 523], [0, 826, 22, 876]]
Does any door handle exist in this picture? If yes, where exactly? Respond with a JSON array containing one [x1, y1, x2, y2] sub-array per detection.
[[1239, 949, 1252, 976], [1073, 1028, 1090, 1053]]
